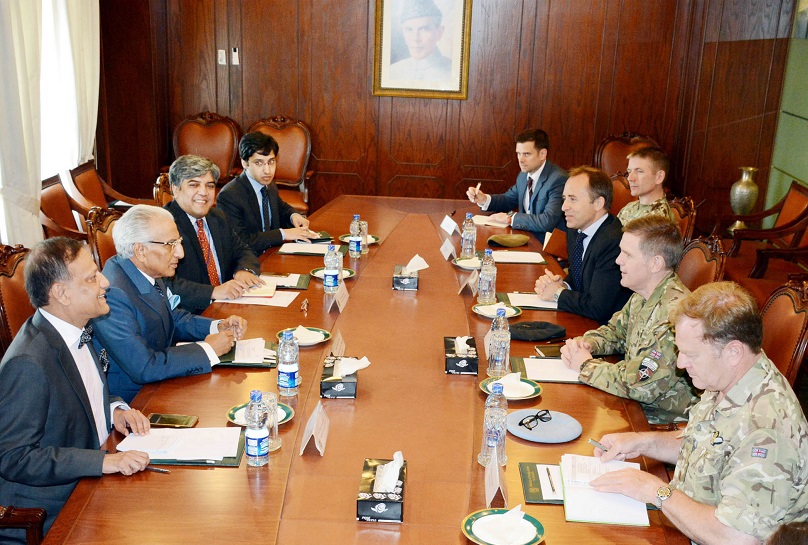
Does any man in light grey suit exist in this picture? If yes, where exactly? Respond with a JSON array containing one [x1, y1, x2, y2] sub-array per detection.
[[0, 238, 150, 543], [467, 128, 568, 240], [92, 205, 247, 403]]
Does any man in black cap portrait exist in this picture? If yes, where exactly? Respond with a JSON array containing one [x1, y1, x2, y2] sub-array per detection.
[[389, 0, 452, 84]]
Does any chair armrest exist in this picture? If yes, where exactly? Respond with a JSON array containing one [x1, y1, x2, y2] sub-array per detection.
[[0, 505, 46, 537], [305, 169, 314, 182], [99, 180, 155, 206], [750, 247, 808, 278], [39, 212, 87, 241], [711, 206, 784, 236], [727, 214, 808, 256]]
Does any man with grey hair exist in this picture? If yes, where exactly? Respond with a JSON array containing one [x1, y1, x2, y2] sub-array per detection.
[[92, 204, 247, 402], [388, 0, 452, 84], [164, 154, 262, 313]]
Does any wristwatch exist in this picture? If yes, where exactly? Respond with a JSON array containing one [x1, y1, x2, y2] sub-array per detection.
[[655, 485, 672, 508], [552, 287, 564, 302]]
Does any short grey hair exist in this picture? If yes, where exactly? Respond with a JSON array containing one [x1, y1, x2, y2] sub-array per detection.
[[168, 154, 220, 189], [114, 205, 175, 259]]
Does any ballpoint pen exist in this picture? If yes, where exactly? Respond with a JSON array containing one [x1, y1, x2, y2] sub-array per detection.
[[546, 467, 556, 493], [145, 466, 170, 474]]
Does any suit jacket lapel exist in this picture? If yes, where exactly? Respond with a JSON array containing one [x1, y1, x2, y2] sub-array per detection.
[[239, 174, 264, 232], [170, 201, 207, 271]]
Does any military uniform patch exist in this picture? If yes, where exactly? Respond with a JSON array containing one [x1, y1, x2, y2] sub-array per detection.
[[751, 447, 768, 459], [638, 357, 658, 381], [650, 349, 662, 360]]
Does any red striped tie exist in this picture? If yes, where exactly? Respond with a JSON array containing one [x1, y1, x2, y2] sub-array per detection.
[[196, 219, 221, 286]]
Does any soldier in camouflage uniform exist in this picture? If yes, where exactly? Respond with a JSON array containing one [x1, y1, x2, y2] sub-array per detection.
[[589, 282, 808, 545], [562, 215, 698, 423], [616, 146, 675, 225]]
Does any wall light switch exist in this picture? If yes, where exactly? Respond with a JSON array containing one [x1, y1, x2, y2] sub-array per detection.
[[231, 47, 240, 65], [217, 50, 226, 65]]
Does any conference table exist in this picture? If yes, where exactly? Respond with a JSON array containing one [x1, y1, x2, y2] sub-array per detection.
[[45, 196, 687, 545]]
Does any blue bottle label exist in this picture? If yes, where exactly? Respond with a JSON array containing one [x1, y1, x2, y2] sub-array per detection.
[[246, 433, 269, 457], [349, 238, 361, 253], [278, 369, 298, 388], [323, 271, 338, 288]]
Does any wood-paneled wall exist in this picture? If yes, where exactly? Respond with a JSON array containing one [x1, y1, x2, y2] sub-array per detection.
[[98, 0, 794, 231]]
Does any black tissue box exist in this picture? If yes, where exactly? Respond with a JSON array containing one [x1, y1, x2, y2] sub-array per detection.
[[356, 457, 407, 523], [392, 265, 419, 291], [444, 336, 479, 375], [320, 355, 358, 398]]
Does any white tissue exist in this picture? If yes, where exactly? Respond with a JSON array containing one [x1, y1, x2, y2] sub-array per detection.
[[454, 336, 471, 355], [293, 325, 324, 344], [403, 254, 429, 274], [373, 451, 404, 493], [493, 372, 534, 398], [471, 504, 536, 545], [333, 356, 371, 378]]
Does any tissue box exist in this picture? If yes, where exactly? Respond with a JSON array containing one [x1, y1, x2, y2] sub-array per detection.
[[320, 355, 358, 398], [392, 265, 419, 291], [356, 458, 407, 523], [444, 337, 479, 375]]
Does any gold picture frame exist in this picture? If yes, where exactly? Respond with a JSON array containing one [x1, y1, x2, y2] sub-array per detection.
[[373, 0, 472, 99]]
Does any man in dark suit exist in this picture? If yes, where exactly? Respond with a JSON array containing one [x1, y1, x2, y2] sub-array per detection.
[[92, 205, 247, 403], [0, 238, 150, 543], [466, 128, 567, 240], [217, 132, 320, 255], [534, 166, 630, 323], [163, 154, 262, 313]]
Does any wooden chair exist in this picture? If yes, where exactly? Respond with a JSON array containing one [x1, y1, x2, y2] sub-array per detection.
[[67, 161, 154, 209], [761, 279, 808, 386], [594, 132, 659, 178], [247, 115, 313, 214], [675, 236, 726, 292], [40, 175, 91, 240], [610, 174, 636, 216], [86, 207, 122, 270], [171, 111, 242, 185], [0, 245, 35, 356], [153, 173, 173, 207], [0, 505, 46, 545], [670, 196, 696, 244]]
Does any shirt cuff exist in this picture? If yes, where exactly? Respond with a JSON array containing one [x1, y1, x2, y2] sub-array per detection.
[[210, 320, 220, 334], [197, 341, 221, 367], [110, 401, 130, 414], [479, 194, 492, 211], [279, 228, 286, 240]]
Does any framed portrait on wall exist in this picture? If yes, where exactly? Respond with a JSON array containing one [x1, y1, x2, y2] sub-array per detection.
[[373, 0, 472, 99]]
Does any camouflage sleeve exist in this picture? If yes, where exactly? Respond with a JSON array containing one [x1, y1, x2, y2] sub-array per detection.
[[582, 303, 628, 355], [578, 320, 679, 403], [714, 429, 805, 541]]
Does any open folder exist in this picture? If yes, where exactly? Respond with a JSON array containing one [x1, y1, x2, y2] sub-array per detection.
[[117, 427, 245, 467]]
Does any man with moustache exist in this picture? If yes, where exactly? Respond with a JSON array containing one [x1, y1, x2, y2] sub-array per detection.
[[0, 238, 150, 543], [92, 205, 247, 403]]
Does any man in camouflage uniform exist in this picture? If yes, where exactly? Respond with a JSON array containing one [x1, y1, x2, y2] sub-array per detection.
[[617, 146, 675, 225], [589, 282, 808, 545], [561, 215, 698, 423]]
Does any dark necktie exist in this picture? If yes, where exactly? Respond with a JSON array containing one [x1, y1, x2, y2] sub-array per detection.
[[526, 176, 535, 213], [570, 232, 588, 290], [261, 186, 271, 232], [154, 280, 164, 298], [78, 326, 108, 374], [196, 219, 221, 286], [78, 325, 93, 348]]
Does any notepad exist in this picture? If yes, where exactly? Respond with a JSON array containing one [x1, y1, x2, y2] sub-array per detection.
[[491, 251, 545, 264], [117, 427, 241, 461], [559, 454, 650, 526], [523, 357, 581, 383], [506, 292, 558, 310]]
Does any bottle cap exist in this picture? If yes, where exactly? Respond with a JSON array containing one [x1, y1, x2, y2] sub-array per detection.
[[283, 330, 294, 341], [484, 249, 493, 256], [496, 308, 506, 317], [466, 212, 473, 219], [327, 244, 335, 251], [353, 214, 360, 220], [491, 383, 504, 394], [250, 389, 262, 402]]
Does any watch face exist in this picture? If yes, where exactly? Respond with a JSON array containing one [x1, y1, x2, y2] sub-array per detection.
[[657, 486, 672, 500]]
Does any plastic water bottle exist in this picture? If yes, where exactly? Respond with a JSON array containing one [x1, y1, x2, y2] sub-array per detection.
[[460, 212, 476, 259], [478, 382, 508, 466], [477, 249, 497, 304], [349, 214, 362, 258], [278, 331, 299, 396], [323, 244, 341, 294], [245, 390, 269, 467], [487, 308, 511, 377]]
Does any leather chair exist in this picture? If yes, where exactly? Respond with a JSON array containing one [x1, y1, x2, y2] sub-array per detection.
[[0, 505, 46, 545], [761, 279, 808, 386], [675, 236, 726, 292], [670, 196, 696, 244], [610, 175, 636, 216], [0, 245, 35, 356], [246, 115, 313, 214], [153, 173, 173, 207], [67, 161, 154, 209], [40, 175, 91, 240], [86, 207, 122, 270], [171, 111, 242, 185], [594, 132, 659, 177]]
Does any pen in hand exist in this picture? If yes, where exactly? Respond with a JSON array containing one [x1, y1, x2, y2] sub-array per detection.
[[588, 438, 608, 452], [145, 466, 170, 474]]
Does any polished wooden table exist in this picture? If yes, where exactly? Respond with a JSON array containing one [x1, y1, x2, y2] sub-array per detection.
[[46, 196, 686, 545]]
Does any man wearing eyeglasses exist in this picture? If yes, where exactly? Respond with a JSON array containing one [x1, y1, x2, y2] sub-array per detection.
[[91, 205, 247, 402], [217, 132, 318, 255]]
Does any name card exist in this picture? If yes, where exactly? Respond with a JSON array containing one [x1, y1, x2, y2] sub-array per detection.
[[485, 449, 508, 508], [299, 401, 329, 456], [457, 269, 479, 296], [330, 329, 346, 357], [440, 237, 456, 260], [326, 282, 350, 313], [440, 215, 460, 236]]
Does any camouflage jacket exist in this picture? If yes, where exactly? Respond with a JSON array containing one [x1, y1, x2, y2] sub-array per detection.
[[580, 272, 697, 421], [617, 197, 675, 226], [670, 354, 808, 541]]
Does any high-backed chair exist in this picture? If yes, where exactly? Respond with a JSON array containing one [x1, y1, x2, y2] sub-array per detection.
[[153, 173, 173, 207], [594, 132, 659, 177], [670, 196, 696, 245], [761, 279, 808, 386], [247, 115, 313, 214], [67, 161, 154, 209], [40, 175, 91, 240], [0, 505, 46, 545], [675, 236, 726, 292], [86, 207, 122, 270], [610, 175, 636, 216], [0, 245, 35, 356], [172, 111, 241, 185]]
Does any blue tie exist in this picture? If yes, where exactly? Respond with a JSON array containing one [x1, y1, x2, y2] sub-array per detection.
[[570, 232, 587, 290], [261, 186, 271, 232]]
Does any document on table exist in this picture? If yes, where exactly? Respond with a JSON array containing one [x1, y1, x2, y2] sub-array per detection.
[[117, 427, 241, 461], [217, 291, 299, 307], [523, 357, 581, 383], [260, 273, 301, 288], [278, 243, 331, 255], [560, 454, 650, 526], [491, 251, 545, 264], [507, 292, 558, 310], [471, 214, 510, 228]]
